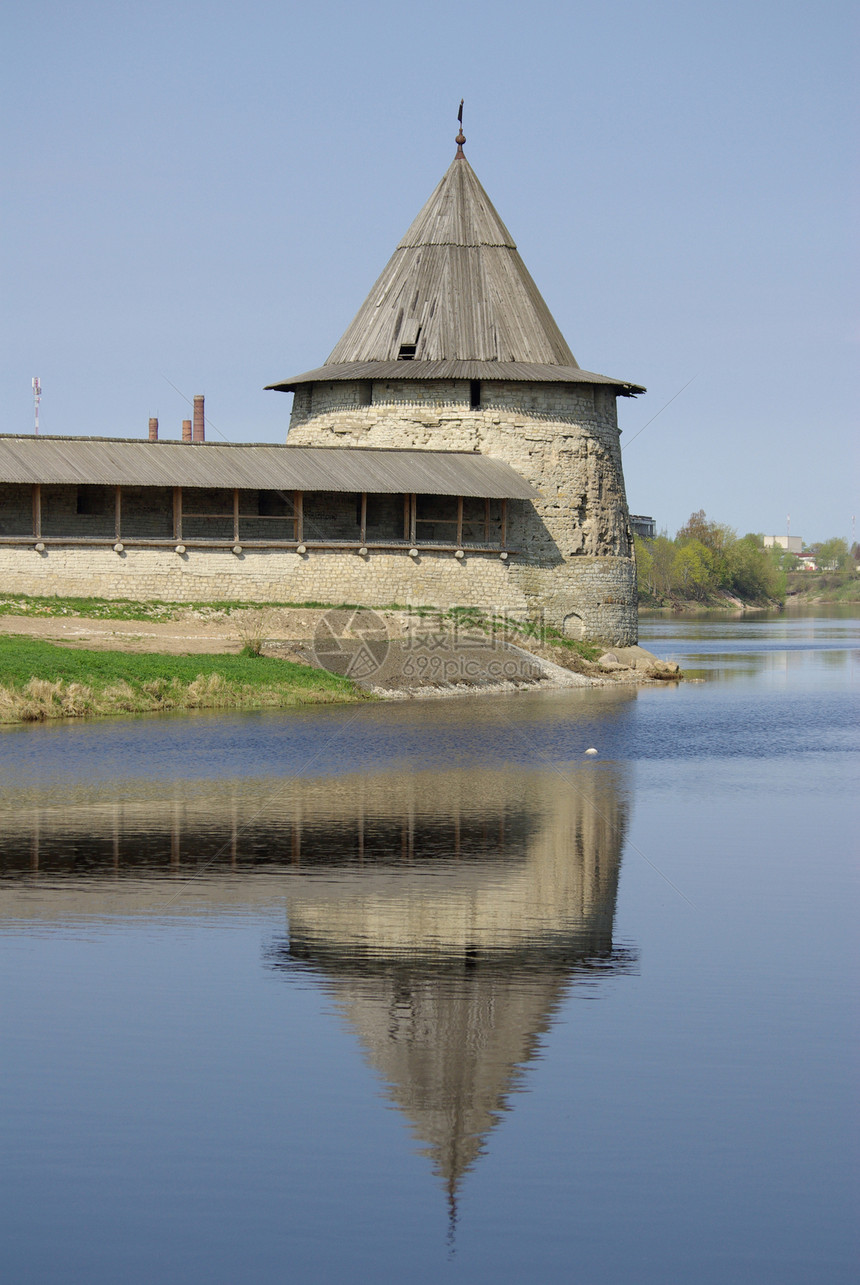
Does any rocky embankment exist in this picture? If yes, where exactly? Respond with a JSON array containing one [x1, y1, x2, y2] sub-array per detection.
[[590, 645, 681, 682], [289, 623, 682, 697]]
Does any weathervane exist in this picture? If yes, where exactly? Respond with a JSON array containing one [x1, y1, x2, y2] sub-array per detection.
[[455, 99, 466, 157]]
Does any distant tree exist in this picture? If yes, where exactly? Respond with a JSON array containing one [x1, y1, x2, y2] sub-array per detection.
[[677, 510, 735, 554], [650, 535, 677, 599], [725, 535, 784, 601], [814, 538, 850, 572], [676, 510, 734, 586], [676, 509, 709, 544], [633, 535, 654, 597], [673, 540, 713, 600], [635, 512, 787, 605]]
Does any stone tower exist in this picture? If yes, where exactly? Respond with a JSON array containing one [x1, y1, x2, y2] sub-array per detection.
[[269, 127, 644, 644]]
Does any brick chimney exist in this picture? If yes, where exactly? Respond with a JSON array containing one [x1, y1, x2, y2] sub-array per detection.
[[182, 418, 192, 443], [193, 394, 205, 442], [148, 417, 158, 441]]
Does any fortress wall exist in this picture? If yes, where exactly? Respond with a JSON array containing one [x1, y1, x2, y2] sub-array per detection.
[[0, 542, 523, 613], [0, 543, 634, 641]]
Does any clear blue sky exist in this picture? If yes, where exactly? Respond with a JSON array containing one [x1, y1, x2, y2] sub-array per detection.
[[2, 0, 856, 543]]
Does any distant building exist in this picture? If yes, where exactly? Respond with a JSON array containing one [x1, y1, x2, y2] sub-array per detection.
[[629, 515, 656, 539], [763, 535, 802, 555]]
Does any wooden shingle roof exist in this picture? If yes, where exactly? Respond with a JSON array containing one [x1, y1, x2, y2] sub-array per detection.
[[0, 435, 537, 499], [268, 151, 644, 395]]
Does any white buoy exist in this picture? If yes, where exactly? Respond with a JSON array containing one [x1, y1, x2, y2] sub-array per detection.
[[585, 748, 598, 756]]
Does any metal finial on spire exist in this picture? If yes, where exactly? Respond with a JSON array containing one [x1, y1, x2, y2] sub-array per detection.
[[455, 99, 466, 157]]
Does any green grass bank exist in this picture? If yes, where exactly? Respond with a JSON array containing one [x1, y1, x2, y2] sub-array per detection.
[[0, 594, 365, 622], [785, 571, 860, 604], [0, 635, 366, 724]]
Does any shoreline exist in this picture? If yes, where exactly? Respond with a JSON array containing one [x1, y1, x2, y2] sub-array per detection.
[[0, 601, 682, 725], [0, 635, 678, 726], [639, 599, 859, 616], [639, 587, 860, 614]]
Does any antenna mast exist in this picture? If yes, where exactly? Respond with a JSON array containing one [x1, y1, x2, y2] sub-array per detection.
[[32, 377, 41, 435]]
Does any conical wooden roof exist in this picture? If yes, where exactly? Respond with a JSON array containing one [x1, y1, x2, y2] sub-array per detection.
[[268, 151, 643, 393], [327, 155, 577, 366]]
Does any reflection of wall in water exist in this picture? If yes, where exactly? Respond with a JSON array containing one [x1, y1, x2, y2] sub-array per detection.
[[0, 764, 629, 960], [0, 769, 538, 877], [0, 762, 625, 905]]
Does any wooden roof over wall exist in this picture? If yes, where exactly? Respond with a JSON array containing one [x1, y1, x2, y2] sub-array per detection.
[[0, 435, 538, 499]]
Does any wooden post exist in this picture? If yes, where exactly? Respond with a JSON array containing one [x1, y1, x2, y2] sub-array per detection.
[[485, 497, 490, 544], [403, 494, 410, 540], [233, 489, 240, 544], [410, 494, 417, 544], [360, 492, 367, 543], [32, 484, 41, 538], [457, 496, 463, 547], [294, 490, 303, 543], [114, 486, 122, 541], [172, 487, 182, 541], [501, 498, 507, 549], [112, 808, 120, 875], [171, 811, 180, 869]]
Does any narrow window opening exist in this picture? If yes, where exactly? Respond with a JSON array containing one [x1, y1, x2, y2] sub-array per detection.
[[470, 380, 482, 410], [397, 324, 421, 360], [357, 381, 372, 406]]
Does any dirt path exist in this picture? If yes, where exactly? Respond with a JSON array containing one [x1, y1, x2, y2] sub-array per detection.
[[0, 607, 332, 655]]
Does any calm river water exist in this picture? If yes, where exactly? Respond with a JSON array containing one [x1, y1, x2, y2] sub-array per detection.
[[1, 609, 857, 1283]]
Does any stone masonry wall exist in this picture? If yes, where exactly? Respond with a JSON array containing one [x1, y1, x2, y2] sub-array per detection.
[[0, 543, 633, 641], [287, 379, 638, 644]]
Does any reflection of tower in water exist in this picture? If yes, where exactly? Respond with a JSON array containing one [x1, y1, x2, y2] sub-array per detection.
[[0, 758, 635, 1224], [272, 763, 636, 1221]]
